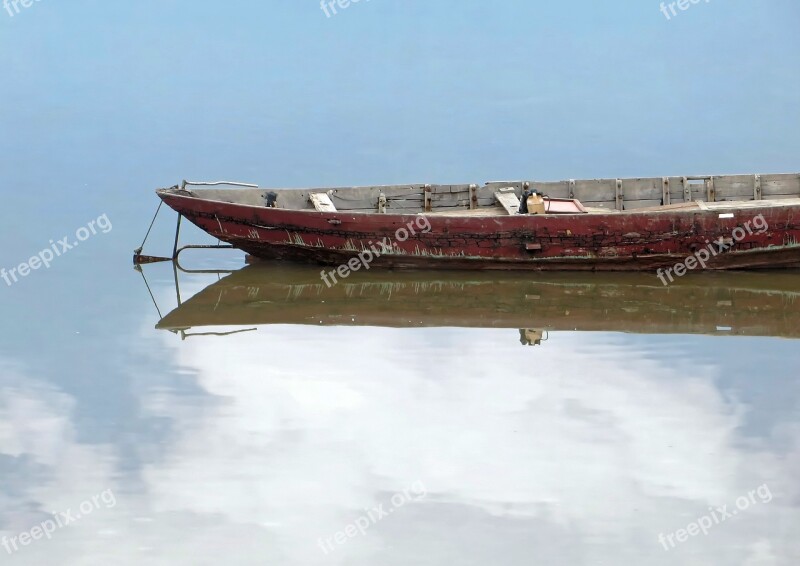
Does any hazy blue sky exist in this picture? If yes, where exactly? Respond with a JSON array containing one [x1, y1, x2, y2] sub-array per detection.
[[2, 1, 799, 207]]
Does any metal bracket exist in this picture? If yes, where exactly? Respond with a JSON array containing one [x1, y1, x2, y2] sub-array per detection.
[[424, 184, 432, 212], [181, 180, 259, 189], [707, 177, 716, 202], [173, 244, 235, 261], [682, 177, 691, 202]]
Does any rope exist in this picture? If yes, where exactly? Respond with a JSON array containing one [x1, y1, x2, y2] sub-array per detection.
[[138, 267, 164, 319], [135, 200, 163, 254]]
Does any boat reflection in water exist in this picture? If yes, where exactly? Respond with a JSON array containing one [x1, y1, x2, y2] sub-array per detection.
[[154, 263, 800, 341], [136, 263, 800, 565]]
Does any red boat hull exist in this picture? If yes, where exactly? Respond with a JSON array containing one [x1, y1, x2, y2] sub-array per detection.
[[158, 192, 800, 271]]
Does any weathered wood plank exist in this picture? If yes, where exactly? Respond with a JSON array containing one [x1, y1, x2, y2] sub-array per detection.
[[621, 178, 663, 201], [624, 199, 674, 210], [495, 188, 520, 215], [328, 185, 425, 200], [197, 188, 269, 207], [477, 185, 504, 201], [250, 174, 800, 214], [309, 192, 337, 212], [532, 181, 571, 199], [329, 197, 377, 211], [572, 179, 616, 202], [431, 200, 471, 209], [435, 184, 473, 194], [431, 189, 471, 203], [386, 199, 426, 210], [668, 177, 706, 203], [761, 174, 800, 196], [713, 175, 757, 200], [760, 193, 800, 201], [386, 194, 424, 201]]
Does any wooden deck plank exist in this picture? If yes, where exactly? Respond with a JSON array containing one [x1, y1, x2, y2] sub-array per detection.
[[494, 188, 520, 215], [309, 193, 337, 212]]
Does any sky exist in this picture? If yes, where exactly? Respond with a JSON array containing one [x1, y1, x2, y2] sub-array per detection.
[[1, 1, 799, 213]]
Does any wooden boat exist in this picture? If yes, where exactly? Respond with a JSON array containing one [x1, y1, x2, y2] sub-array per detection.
[[155, 264, 800, 340], [156, 173, 800, 271]]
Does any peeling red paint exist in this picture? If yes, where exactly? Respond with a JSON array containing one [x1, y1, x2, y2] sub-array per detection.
[[158, 191, 800, 271]]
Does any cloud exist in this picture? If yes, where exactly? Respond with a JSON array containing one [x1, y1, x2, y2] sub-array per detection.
[[2, 324, 799, 565]]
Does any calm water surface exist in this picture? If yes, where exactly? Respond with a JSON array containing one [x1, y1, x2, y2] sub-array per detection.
[[2, 246, 799, 565]]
